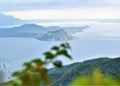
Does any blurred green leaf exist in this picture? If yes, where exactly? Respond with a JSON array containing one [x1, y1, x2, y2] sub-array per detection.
[[51, 46, 59, 51], [13, 79, 22, 86], [12, 71, 21, 77], [32, 59, 43, 63], [53, 60, 62, 68], [23, 62, 32, 68], [60, 50, 72, 59], [44, 51, 55, 59], [60, 43, 71, 49], [60, 44, 66, 48], [32, 59, 46, 67]]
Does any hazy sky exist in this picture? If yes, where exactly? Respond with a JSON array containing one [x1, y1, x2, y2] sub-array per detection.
[[73, 23, 120, 38], [0, 0, 120, 19]]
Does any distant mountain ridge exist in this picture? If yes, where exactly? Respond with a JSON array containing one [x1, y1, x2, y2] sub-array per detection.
[[64, 26, 89, 34], [0, 24, 89, 41], [0, 13, 26, 27], [48, 57, 120, 86], [0, 24, 47, 38]]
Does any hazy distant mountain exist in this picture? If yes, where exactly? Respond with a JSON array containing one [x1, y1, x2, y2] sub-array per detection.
[[38, 29, 75, 41], [45, 26, 90, 34], [0, 13, 26, 27], [0, 23, 89, 40], [64, 26, 89, 34], [48, 57, 120, 86], [0, 24, 66, 39], [0, 24, 47, 38]]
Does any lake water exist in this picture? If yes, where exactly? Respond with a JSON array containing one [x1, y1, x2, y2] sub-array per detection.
[[0, 37, 120, 82]]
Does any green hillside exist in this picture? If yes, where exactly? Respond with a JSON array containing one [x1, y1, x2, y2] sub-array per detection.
[[48, 57, 120, 86]]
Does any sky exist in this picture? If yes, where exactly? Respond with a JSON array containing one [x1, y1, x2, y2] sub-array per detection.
[[0, 0, 120, 19]]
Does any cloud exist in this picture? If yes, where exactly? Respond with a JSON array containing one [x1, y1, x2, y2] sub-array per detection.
[[3, 8, 120, 19], [0, 0, 120, 11]]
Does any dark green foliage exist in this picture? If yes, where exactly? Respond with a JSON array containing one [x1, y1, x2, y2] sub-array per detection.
[[53, 61, 62, 68], [48, 57, 120, 86], [44, 52, 55, 59], [52, 46, 59, 51]]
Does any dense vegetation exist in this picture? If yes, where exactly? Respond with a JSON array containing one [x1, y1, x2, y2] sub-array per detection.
[[48, 57, 120, 86]]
